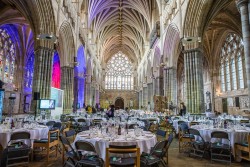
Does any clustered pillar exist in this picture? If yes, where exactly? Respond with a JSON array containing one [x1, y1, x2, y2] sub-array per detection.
[[165, 67, 177, 106], [184, 48, 204, 113], [142, 86, 148, 109], [153, 77, 160, 95], [61, 66, 74, 114], [31, 46, 54, 111], [147, 83, 153, 110], [85, 82, 91, 106], [237, 0, 250, 98]]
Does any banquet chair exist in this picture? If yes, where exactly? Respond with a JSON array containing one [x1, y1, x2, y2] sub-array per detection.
[[188, 128, 209, 159], [163, 133, 174, 165], [5, 132, 31, 167], [190, 121, 199, 126], [141, 140, 167, 167], [75, 140, 104, 167], [59, 135, 79, 167], [33, 129, 60, 165], [210, 131, 231, 164], [52, 122, 62, 130], [128, 124, 139, 129], [106, 145, 140, 167], [156, 129, 167, 141], [178, 123, 194, 153], [46, 121, 56, 130], [64, 129, 76, 142], [235, 134, 250, 161], [240, 120, 249, 124], [92, 119, 102, 126]]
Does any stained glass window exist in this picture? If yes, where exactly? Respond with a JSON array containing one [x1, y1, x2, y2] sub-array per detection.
[[105, 52, 134, 90], [0, 28, 15, 83], [24, 53, 34, 91], [220, 33, 246, 91]]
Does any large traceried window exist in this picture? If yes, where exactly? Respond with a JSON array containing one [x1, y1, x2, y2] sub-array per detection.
[[105, 52, 134, 90], [220, 33, 245, 92], [0, 28, 15, 83]]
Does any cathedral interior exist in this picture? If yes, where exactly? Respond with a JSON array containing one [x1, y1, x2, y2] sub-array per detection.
[[0, 0, 249, 166]]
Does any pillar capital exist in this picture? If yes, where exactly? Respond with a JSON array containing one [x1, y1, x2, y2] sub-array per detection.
[[236, 0, 249, 9], [182, 47, 203, 54]]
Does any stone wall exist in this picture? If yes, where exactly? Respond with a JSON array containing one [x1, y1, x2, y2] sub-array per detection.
[[100, 90, 138, 109]]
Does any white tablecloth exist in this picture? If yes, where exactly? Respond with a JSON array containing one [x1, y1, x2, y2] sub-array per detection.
[[73, 130, 157, 160], [0, 126, 49, 148]]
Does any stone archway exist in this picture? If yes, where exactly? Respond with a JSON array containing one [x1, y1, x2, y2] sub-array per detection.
[[115, 97, 124, 109]]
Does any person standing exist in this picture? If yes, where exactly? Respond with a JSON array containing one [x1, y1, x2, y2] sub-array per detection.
[[179, 102, 186, 116]]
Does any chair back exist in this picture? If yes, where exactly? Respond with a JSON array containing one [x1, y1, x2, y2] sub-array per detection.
[[128, 124, 139, 129], [48, 129, 60, 143], [46, 121, 56, 127], [211, 131, 229, 140], [240, 120, 249, 123], [10, 132, 30, 140], [75, 140, 96, 153], [151, 140, 168, 157], [190, 121, 199, 126], [106, 145, 140, 167], [77, 118, 86, 123], [166, 133, 174, 150], [178, 120, 185, 125], [65, 129, 76, 138], [59, 135, 79, 158], [188, 128, 204, 141], [156, 129, 166, 137], [53, 122, 62, 130]]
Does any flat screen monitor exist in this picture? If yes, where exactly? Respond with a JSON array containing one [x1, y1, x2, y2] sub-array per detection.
[[39, 99, 55, 110]]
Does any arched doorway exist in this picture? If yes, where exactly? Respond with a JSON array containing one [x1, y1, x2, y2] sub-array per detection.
[[115, 97, 124, 109]]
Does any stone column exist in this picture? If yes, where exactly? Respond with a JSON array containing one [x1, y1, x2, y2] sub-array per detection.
[[91, 86, 96, 106], [142, 86, 148, 108], [237, 0, 250, 98], [31, 46, 54, 112], [165, 67, 178, 106], [139, 90, 142, 109], [95, 89, 100, 104], [61, 66, 74, 114], [153, 77, 160, 95], [85, 82, 92, 106], [184, 48, 204, 113], [147, 83, 153, 110]]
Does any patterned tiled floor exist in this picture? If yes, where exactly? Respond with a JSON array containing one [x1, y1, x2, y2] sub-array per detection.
[[27, 138, 250, 167]]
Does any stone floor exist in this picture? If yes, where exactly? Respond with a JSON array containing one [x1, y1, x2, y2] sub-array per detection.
[[28, 138, 249, 167]]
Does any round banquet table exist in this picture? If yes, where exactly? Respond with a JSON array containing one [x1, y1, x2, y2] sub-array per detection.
[[191, 126, 250, 158], [0, 126, 49, 148], [73, 129, 157, 160]]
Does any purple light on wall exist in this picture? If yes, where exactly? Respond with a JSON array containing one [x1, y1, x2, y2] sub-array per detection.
[[74, 45, 86, 108], [52, 52, 60, 88]]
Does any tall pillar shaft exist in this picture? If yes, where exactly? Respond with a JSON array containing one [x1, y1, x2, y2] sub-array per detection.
[[165, 67, 177, 105], [184, 48, 204, 113], [32, 47, 54, 98], [85, 83, 91, 106], [143, 86, 148, 108], [147, 83, 153, 110], [153, 77, 160, 95], [237, 0, 250, 98], [61, 66, 74, 113], [31, 47, 54, 112], [139, 90, 142, 109]]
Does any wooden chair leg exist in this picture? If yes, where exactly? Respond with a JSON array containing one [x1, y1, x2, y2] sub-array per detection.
[[47, 148, 50, 165], [56, 144, 58, 157]]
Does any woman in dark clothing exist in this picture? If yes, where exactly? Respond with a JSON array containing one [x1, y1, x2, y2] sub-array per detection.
[[107, 105, 115, 118], [179, 102, 186, 116]]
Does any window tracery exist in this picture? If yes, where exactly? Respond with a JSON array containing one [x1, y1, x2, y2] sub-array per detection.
[[105, 52, 133, 90], [0, 28, 15, 83], [220, 33, 245, 92]]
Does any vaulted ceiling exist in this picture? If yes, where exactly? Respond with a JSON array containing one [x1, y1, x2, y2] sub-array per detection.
[[86, 0, 158, 64]]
